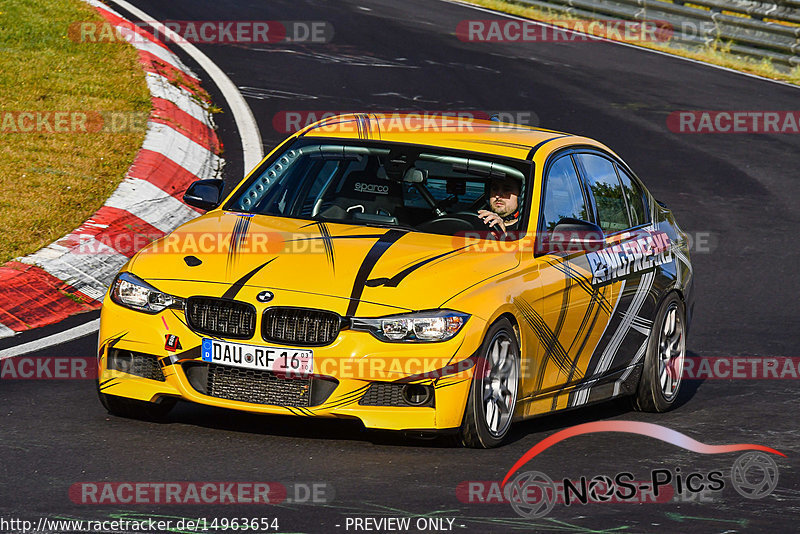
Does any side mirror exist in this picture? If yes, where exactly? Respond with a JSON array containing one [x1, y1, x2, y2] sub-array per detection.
[[536, 218, 605, 255], [184, 179, 224, 211]]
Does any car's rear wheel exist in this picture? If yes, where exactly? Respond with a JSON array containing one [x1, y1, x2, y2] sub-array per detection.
[[458, 318, 520, 448], [97, 379, 176, 421], [633, 293, 686, 412]]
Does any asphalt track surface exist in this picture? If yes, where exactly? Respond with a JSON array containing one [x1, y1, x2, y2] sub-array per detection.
[[2, 1, 799, 532]]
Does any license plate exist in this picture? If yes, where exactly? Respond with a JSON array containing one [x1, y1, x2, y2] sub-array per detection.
[[201, 338, 313, 376]]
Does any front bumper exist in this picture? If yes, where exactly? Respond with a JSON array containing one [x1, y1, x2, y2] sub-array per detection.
[[97, 296, 483, 431]]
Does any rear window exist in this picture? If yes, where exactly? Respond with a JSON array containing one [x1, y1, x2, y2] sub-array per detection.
[[575, 153, 630, 233], [615, 165, 649, 227]]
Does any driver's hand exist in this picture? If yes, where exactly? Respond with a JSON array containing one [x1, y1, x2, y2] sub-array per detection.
[[477, 210, 506, 234]]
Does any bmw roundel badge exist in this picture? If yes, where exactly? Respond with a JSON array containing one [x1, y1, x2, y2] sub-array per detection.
[[256, 290, 274, 303]]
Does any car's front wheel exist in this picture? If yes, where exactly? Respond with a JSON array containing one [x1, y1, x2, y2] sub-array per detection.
[[97, 379, 176, 421], [633, 293, 686, 412], [458, 318, 520, 448]]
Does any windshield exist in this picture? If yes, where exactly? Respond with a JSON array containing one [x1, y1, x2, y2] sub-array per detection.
[[226, 140, 530, 237]]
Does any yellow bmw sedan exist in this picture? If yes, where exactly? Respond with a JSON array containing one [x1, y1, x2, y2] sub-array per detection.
[[97, 114, 693, 447]]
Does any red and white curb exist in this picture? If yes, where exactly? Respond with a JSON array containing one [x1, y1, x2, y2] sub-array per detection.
[[0, 0, 223, 339]]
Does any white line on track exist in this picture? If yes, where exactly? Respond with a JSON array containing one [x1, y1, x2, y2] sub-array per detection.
[[445, 0, 800, 90], [107, 0, 265, 173], [0, 319, 100, 361]]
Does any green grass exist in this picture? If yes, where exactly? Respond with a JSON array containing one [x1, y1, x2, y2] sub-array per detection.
[[0, 0, 151, 262], [461, 0, 800, 85]]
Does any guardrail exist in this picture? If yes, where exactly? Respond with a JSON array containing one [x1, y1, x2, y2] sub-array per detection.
[[514, 0, 800, 68]]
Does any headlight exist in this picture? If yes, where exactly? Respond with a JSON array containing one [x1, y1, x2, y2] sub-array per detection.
[[351, 310, 469, 342], [110, 272, 182, 314]]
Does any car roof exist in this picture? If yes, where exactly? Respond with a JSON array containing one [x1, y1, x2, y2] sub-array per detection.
[[296, 113, 617, 162]]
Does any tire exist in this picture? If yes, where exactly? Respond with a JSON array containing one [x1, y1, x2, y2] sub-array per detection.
[[632, 293, 686, 412], [97, 379, 176, 421], [458, 318, 520, 448]]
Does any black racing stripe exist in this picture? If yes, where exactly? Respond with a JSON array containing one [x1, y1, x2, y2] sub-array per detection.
[[227, 216, 252, 270], [434, 378, 470, 390], [227, 216, 245, 268], [514, 298, 573, 389], [346, 230, 407, 316], [355, 115, 364, 139], [297, 222, 337, 271], [552, 289, 599, 411], [322, 387, 375, 410], [369, 246, 470, 288], [319, 384, 371, 406], [319, 385, 372, 410], [221, 257, 277, 300], [318, 222, 335, 273], [99, 380, 119, 391], [574, 282, 635, 395], [526, 135, 571, 160], [283, 406, 302, 416], [517, 301, 554, 392], [394, 339, 470, 384], [360, 114, 372, 139], [98, 377, 116, 387], [433, 338, 468, 386], [163, 345, 202, 367], [369, 113, 382, 139], [544, 257, 612, 315], [568, 293, 605, 383], [292, 405, 314, 416], [566, 291, 598, 359], [542, 270, 573, 399], [100, 332, 127, 351], [98, 333, 126, 363], [320, 396, 362, 410]]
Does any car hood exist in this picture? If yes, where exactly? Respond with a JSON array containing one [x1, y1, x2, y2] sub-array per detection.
[[129, 212, 519, 314]]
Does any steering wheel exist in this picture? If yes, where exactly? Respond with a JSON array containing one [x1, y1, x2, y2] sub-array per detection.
[[417, 211, 489, 234]]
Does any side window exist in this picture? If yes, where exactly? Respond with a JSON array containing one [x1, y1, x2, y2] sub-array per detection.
[[576, 153, 630, 233], [541, 155, 589, 232], [615, 165, 649, 227]]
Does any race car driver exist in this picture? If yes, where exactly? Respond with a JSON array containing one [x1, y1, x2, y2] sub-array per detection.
[[477, 176, 521, 234]]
